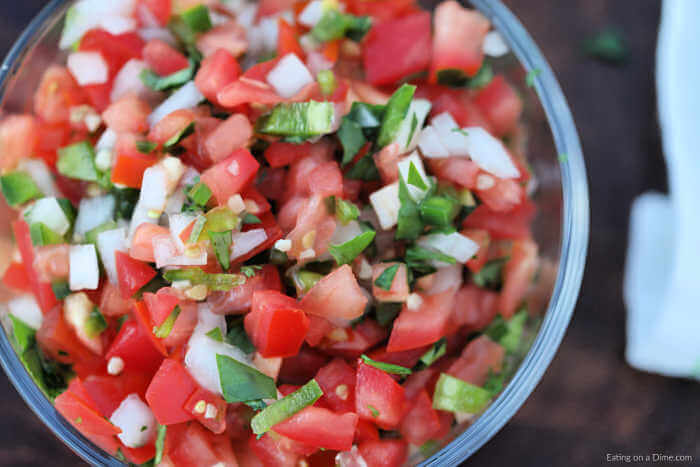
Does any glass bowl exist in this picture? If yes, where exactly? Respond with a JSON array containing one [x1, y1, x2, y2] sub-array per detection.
[[0, 0, 588, 465]]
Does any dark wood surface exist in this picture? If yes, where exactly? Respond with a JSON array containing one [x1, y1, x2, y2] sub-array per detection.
[[0, 1, 684, 466]]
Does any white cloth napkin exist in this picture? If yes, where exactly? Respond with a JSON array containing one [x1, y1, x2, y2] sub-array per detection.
[[624, 0, 700, 377]]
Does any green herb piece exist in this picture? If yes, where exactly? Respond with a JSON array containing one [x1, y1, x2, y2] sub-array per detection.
[[311, 9, 371, 42], [168, 17, 202, 61], [186, 182, 212, 207], [419, 440, 441, 458], [472, 257, 508, 290], [407, 161, 428, 190], [436, 63, 494, 89], [452, 128, 469, 137], [75, 416, 82, 424], [242, 213, 262, 225], [181, 4, 212, 33], [338, 118, 366, 166], [188, 216, 207, 244], [257, 102, 334, 139], [405, 245, 456, 272], [29, 223, 64, 246], [482, 369, 504, 397], [153, 306, 181, 339], [583, 29, 628, 64], [51, 281, 71, 300], [377, 84, 416, 148], [317, 69, 336, 96], [216, 354, 278, 403], [525, 68, 542, 88], [407, 112, 419, 146], [419, 338, 447, 367], [17, 344, 71, 400], [141, 60, 196, 93], [335, 198, 360, 224], [419, 196, 458, 228], [396, 177, 423, 241], [360, 354, 411, 376], [136, 140, 158, 154], [206, 327, 224, 342], [163, 268, 246, 291], [240, 265, 263, 278], [84, 308, 107, 338], [367, 404, 380, 417], [375, 302, 402, 327], [57, 141, 99, 182], [112, 187, 140, 221], [269, 248, 288, 265], [294, 270, 323, 293], [328, 230, 376, 265], [432, 373, 492, 414], [374, 264, 400, 291], [346, 154, 380, 181], [347, 102, 385, 128], [164, 121, 196, 148], [225, 317, 255, 354], [245, 399, 268, 411], [485, 308, 528, 353], [9, 315, 36, 353], [209, 230, 232, 271], [154, 425, 167, 465], [0, 172, 42, 206], [250, 379, 323, 435]]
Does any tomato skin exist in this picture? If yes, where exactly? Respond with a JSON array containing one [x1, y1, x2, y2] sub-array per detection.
[[105, 320, 165, 374], [121, 444, 157, 464], [102, 95, 151, 134], [427, 156, 480, 189], [315, 358, 356, 413], [111, 135, 159, 188], [277, 18, 304, 59], [366, 345, 428, 370], [453, 284, 499, 330], [307, 161, 344, 198], [245, 290, 310, 358], [447, 335, 504, 386], [79, 30, 145, 77], [130, 223, 170, 263], [196, 22, 248, 59], [169, 421, 237, 467], [473, 75, 523, 137], [141, 0, 172, 26], [146, 359, 199, 425], [355, 361, 407, 429], [278, 347, 330, 385], [100, 282, 134, 317], [207, 264, 281, 314], [203, 113, 253, 163], [358, 439, 408, 467], [363, 12, 432, 85], [34, 66, 88, 124], [2, 262, 31, 293], [200, 148, 260, 204], [264, 141, 312, 169], [12, 220, 58, 314], [143, 287, 180, 326], [386, 289, 457, 352], [319, 319, 387, 359], [148, 108, 197, 145], [398, 390, 442, 445], [82, 372, 152, 418], [462, 228, 491, 273], [195, 49, 242, 106], [499, 239, 538, 318], [462, 200, 536, 240], [133, 300, 169, 356], [0, 115, 39, 171], [143, 39, 189, 76], [372, 262, 409, 303], [115, 251, 158, 298], [346, 0, 417, 22], [475, 176, 524, 213], [300, 265, 368, 321], [184, 388, 228, 434], [249, 433, 301, 467], [37, 306, 96, 367], [54, 389, 121, 454], [273, 407, 358, 451]]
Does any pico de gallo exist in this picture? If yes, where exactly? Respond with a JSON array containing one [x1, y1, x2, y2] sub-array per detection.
[[0, 0, 542, 465]]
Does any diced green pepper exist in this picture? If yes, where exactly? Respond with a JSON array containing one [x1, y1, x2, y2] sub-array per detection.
[[250, 379, 323, 435], [57, 141, 99, 182], [0, 172, 42, 206], [257, 102, 334, 139], [432, 373, 492, 414]]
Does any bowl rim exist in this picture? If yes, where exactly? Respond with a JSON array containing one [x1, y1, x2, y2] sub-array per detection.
[[0, 0, 589, 466]]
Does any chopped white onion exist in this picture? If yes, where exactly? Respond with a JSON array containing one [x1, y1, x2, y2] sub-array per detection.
[[148, 81, 205, 126], [96, 227, 127, 284], [266, 53, 313, 98], [8, 295, 43, 330], [74, 195, 116, 237], [111, 59, 152, 102], [231, 229, 267, 260], [329, 220, 364, 245], [417, 232, 479, 264], [393, 98, 432, 152], [397, 152, 430, 202], [25, 197, 71, 235], [96, 128, 118, 152], [110, 394, 157, 448], [164, 190, 186, 216], [431, 112, 470, 157], [483, 30, 510, 57], [69, 244, 100, 291], [138, 27, 177, 46], [417, 126, 450, 159], [464, 127, 520, 179], [369, 182, 400, 230], [139, 166, 168, 213], [220, 0, 249, 16], [193, 304, 226, 337], [236, 3, 258, 30], [153, 234, 207, 268], [59, 0, 137, 49], [168, 213, 197, 252], [100, 16, 137, 35], [67, 52, 109, 86], [298, 1, 323, 27], [17, 159, 61, 198], [63, 292, 102, 354]]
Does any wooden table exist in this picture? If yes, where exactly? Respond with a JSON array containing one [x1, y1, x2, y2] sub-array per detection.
[[0, 1, 687, 466]]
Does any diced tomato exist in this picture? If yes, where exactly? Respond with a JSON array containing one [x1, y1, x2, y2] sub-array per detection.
[[0, 115, 39, 170], [195, 49, 242, 106], [363, 12, 432, 85], [462, 200, 536, 240], [200, 148, 260, 204], [103, 95, 151, 134], [115, 251, 157, 298], [319, 319, 387, 359], [143, 39, 189, 76], [430, 1, 490, 80], [207, 264, 281, 314], [301, 265, 368, 321], [145, 359, 198, 425], [162, 301, 198, 349], [241, 185, 271, 215], [121, 444, 157, 465], [79, 29, 145, 77], [403, 368, 438, 401], [130, 223, 170, 263], [399, 390, 442, 445], [355, 360, 406, 429], [184, 387, 228, 434], [143, 287, 180, 326], [373, 143, 401, 184], [282, 139, 334, 202], [169, 421, 237, 467], [447, 335, 504, 386], [33, 244, 70, 283], [273, 407, 358, 451], [277, 18, 304, 59], [82, 372, 152, 418], [100, 282, 134, 317], [347, 0, 418, 23], [257, 0, 297, 17], [148, 108, 197, 145], [499, 239, 538, 318], [366, 345, 428, 370], [264, 141, 312, 169], [54, 390, 121, 451], [249, 433, 301, 467], [197, 22, 248, 59], [386, 289, 457, 352], [453, 284, 499, 330], [141, 0, 172, 26], [358, 439, 408, 467], [2, 262, 31, 293], [204, 114, 253, 163], [372, 262, 409, 302], [307, 161, 344, 198], [315, 358, 356, 413], [278, 347, 330, 385], [133, 300, 168, 356], [33, 66, 88, 124], [427, 157, 480, 189], [304, 315, 333, 347], [12, 220, 58, 314], [111, 136, 159, 188], [473, 75, 523, 137], [36, 306, 95, 366], [232, 213, 284, 266], [105, 319, 165, 374], [257, 167, 286, 202], [462, 228, 490, 273], [355, 419, 380, 444], [245, 290, 310, 358], [475, 176, 524, 213]]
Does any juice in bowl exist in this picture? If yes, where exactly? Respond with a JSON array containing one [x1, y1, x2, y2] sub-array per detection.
[[0, 0, 588, 465]]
